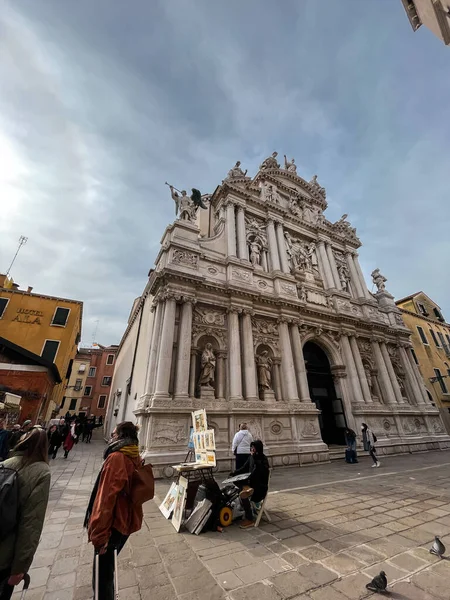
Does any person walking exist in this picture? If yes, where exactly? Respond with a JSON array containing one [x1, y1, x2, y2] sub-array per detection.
[[344, 428, 358, 464], [232, 423, 253, 471], [361, 422, 380, 468], [47, 425, 63, 460], [84, 422, 144, 600], [0, 428, 50, 600], [63, 421, 77, 459]]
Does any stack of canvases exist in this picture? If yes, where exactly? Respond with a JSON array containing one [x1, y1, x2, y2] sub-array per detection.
[[159, 409, 216, 533]]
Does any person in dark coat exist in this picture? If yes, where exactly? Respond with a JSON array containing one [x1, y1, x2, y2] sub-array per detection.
[[47, 425, 63, 460], [344, 428, 358, 464], [230, 440, 270, 529]]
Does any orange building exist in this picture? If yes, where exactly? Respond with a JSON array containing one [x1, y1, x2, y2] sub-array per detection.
[[0, 274, 82, 420]]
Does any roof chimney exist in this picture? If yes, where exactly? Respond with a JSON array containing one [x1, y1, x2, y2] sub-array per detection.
[[27, 286, 33, 293]]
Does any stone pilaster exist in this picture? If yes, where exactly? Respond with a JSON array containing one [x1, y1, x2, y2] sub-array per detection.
[[189, 347, 199, 398], [143, 298, 164, 396], [341, 334, 364, 402], [347, 252, 365, 298], [216, 350, 227, 400], [236, 206, 247, 259], [316, 240, 334, 289], [228, 309, 243, 401], [353, 253, 371, 300], [372, 340, 396, 404], [242, 310, 258, 401], [290, 323, 311, 402], [278, 318, 299, 401], [380, 342, 404, 404], [349, 336, 372, 403], [266, 219, 281, 272], [153, 296, 177, 399], [406, 347, 430, 404], [272, 357, 282, 401], [327, 243, 341, 289], [173, 298, 194, 400], [276, 222, 290, 274], [226, 201, 236, 257]]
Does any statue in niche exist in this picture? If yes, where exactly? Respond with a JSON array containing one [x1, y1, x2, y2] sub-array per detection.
[[371, 268, 387, 292], [256, 351, 273, 390], [289, 196, 302, 217], [298, 285, 307, 302], [284, 232, 316, 273], [300, 200, 316, 223], [306, 242, 318, 273], [364, 364, 374, 395], [265, 184, 279, 204], [249, 239, 262, 266], [284, 155, 297, 173], [198, 343, 216, 387], [260, 151, 280, 170], [226, 161, 247, 179], [337, 263, 350, 291]]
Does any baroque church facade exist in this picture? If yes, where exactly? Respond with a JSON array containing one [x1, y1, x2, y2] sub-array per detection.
[[106, 153, 449, 477]]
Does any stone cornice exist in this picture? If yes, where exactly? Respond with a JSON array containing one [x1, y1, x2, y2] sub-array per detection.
[[399, 307, 450, 330]]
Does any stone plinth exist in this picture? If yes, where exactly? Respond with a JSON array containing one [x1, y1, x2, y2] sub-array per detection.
[[200, 386, 215, 401], [261, 389, 276, 402]]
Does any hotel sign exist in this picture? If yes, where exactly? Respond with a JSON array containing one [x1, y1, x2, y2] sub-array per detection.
[[12, 308, 44, 325]]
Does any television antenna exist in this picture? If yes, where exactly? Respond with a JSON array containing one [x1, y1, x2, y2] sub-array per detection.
[[6, 235, 28, 278]]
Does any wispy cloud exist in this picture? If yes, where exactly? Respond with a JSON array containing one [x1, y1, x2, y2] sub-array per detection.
[[1, 0, 449, 344]]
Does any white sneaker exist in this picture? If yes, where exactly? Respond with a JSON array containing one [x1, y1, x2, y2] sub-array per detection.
[[371, 463, 377, 468], [376, 462, 381, 467]]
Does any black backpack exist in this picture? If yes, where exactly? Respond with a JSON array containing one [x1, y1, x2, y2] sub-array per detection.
[[373, 433, 378, 443], [0, 464, 20, 536]]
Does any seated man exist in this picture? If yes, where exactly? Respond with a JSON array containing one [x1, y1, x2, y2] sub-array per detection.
[[230, 440, 270, 528]]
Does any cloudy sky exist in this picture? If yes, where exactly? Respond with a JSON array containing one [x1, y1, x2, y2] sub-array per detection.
[[1, 1, 449, 346]]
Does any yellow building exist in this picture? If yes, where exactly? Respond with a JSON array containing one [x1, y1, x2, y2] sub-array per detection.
[[62, 355, 90, 417], [396, 292, 450, 433], [0, 274, 83, 420]]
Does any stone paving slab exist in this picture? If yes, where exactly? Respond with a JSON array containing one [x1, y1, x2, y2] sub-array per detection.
[[10, 435, 450, 599]]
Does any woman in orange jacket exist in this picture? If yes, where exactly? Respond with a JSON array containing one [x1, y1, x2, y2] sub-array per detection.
[[84, 422, 143, 600]]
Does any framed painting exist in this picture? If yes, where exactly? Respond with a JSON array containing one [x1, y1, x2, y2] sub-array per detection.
[[172, 476, 188, 532]]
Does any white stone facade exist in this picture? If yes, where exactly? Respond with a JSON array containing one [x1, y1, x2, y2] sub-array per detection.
[[106, 156, 450, 477]]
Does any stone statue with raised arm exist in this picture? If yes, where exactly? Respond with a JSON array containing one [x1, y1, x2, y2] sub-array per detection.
[[166, 182, 207, 223], [284, 155, 297, 173], [371, 268, 387, 292]]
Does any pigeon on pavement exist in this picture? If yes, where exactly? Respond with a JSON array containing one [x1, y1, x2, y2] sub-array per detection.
[[430, 536, 446, 558], [366, 571, 388, 593]]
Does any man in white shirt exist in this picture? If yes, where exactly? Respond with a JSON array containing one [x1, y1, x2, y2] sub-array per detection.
[[231, 423, 253, 470]]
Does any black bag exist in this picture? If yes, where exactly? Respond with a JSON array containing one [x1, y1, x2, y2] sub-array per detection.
[[0, 464, 20, 537]]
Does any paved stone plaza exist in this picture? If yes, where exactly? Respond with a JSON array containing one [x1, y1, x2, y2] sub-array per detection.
[[15, 435, 450, 600]]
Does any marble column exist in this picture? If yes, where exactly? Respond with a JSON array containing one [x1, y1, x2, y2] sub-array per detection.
[[173, 299, 193, 399], [372, 340, 396, 404], [380, 342, 404, 404], [242, 311, 258, 401], [272, 358, 282, 401], [349, 336, 372, 403], [228, 309, 243, 400], [216, 351, 226, 400], [406, 348, 429, 404], [347, 252, 365, 298], [398, 346, 419, 405], [353, 254, 371, 300], [276, 222, 290, 274], [153, 297, 177, 399], [316, 240, 334, 289], [341, 334, 364, 402], [144, 299, 164, 396], [236, 206, 247, 260], [226, 202, 236, 257], [278, 319, 299, 401], [327, 244, 341, 289], [189, 347, 198, 398], [290, 324, 311, 402], [266, 219, 281, 272]]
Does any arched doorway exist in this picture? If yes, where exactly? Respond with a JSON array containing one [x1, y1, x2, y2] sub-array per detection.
[[303, 341, 346, 445]]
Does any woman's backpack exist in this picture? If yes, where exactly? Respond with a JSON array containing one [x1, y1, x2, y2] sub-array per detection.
[[0, 464, 19, 536], [130, 463, 154, 505]]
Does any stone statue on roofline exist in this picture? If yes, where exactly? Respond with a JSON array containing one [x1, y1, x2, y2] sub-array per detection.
[[260, 151, 280, 171], [309, 174, 326, 197], [166, 182, 207, 223], [284, 155, 297, 173], [226, 161, 248, 180], [371, 268, 387, 292]]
